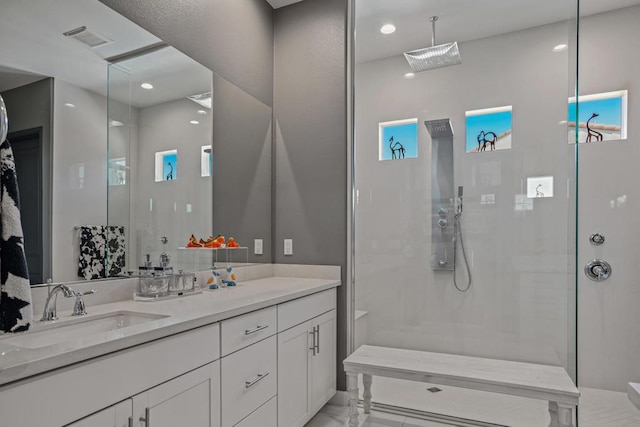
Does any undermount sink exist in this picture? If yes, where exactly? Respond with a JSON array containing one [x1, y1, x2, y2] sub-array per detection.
[[0, 311, 168, 349]]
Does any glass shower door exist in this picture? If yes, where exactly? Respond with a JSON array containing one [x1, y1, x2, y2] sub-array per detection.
[[576, 3, 640, 425], [353, 0, 579, 425]]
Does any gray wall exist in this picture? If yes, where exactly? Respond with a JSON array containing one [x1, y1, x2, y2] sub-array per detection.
[[99, 0, 274, 107], [213, 74, 273, 263], [274, 0, 348, 389], [2, 78, 53, 282]]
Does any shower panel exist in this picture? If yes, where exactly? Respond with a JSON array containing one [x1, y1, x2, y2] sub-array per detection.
[[425, 119, 455, 271]]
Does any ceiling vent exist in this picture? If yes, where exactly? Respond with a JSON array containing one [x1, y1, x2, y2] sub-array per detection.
[[63, 26, 112, 48]]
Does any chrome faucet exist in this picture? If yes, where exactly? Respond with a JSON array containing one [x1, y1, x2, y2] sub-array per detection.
[[41, 283, 75, 321]]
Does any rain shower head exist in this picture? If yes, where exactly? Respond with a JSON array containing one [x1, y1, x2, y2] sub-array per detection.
[[424, 118, 454, 139], [404, 16, 462, 72]]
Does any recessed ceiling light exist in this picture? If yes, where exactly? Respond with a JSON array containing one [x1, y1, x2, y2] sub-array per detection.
[[64, 103, 75, 108], [197, 110, 207, 115], [404, 72, 415, 79], [553, 44, 568, 53], [190, 120, 200, 125], [141, 82, 153, 90], [380, 24, 396, 35]]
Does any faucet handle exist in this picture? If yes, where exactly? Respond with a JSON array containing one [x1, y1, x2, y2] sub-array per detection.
[[72, 290, 96, 316]]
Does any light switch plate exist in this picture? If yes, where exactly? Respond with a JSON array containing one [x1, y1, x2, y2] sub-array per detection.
[[284, 239, 293, 256], [254, 239, 263, 255]]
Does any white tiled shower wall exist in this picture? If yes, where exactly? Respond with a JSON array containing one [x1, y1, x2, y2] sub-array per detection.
[[355, 5, 640, 394]]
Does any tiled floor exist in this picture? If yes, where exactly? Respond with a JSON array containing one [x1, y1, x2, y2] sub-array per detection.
[[306, 404, 451, 427], [307, 379, 640, 427]]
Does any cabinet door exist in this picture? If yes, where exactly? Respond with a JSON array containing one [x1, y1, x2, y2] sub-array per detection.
[[310, 309, 337, 413], [133, 362, 220, 427], [66, 400, 132, 427], [277, 319, 314, 427]]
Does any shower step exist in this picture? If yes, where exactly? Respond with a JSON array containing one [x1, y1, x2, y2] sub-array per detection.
[[629, 382, 640, 411]]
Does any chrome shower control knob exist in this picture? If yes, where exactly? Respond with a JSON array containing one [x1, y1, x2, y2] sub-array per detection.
[[584, 259, 611, 281], [589, 233, 605, 246], [438, 218, 448, 228]]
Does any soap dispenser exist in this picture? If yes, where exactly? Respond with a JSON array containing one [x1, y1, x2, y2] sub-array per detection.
[[158, 236, 172, 272]]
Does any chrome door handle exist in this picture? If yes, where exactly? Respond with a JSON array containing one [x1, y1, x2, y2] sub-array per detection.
[[315, 325, 320, 354], [309, 328, 316, 356], [139, 407, 150, 426], [245, 372, 270, 388], [245, 325, 269, 335], [585, 259, 612, 281]]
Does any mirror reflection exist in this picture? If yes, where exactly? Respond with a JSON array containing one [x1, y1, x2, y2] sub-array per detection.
[[0, 0, 255, 284], [106, 45, 213, 279]]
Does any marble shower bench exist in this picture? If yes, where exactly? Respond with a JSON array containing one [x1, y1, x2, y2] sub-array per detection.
[[344, 345, 580, 427]]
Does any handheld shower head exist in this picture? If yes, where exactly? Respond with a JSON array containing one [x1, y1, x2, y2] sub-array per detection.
[[456, 186, 464, 216], [404, 16, 462, 73]]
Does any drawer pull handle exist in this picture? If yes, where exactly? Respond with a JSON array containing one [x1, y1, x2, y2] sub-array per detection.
[[309, 329, 316, 356], [245, 325, 269, 335], [139, 407, 150, 426], [315, 325, 320, 354], [245, 372, 270, 388]]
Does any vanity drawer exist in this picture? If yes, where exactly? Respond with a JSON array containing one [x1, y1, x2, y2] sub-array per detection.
[[278, 288, 336, 332], [221, 335, 277, 427], [221, 306, 277, 356], [235, 396, 277, 427]]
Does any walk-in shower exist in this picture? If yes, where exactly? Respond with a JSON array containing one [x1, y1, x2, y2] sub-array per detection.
[[354, 0, 640, 425]]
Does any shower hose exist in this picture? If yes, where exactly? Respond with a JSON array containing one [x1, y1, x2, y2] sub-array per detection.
[[453, 213, 472, 292]]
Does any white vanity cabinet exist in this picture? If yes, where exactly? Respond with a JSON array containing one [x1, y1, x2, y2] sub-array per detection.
[[277, 289, 337, 427], [0, 323, 220, 427], [1, 283, 339, 427]]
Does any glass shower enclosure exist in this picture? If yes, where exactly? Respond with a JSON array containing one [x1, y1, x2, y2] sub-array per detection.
[[352, 0, 640, 425]]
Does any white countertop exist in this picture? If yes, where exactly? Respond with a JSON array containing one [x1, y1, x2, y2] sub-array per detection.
[[0, 275, 340, 387]]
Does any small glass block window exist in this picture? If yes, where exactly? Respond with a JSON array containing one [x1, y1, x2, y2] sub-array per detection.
[[379, 118, 418, 161], [155, 149, 177, 182], [201, 145, 212, 177]]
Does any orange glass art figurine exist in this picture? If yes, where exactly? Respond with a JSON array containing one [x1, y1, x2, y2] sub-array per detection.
[[187, 234, 202, 248]]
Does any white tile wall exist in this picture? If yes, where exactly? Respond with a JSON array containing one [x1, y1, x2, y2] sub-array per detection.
[[355, 12, 576, 373]]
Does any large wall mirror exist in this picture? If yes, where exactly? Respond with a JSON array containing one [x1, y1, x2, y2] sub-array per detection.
[[0, 0, 272, 284]]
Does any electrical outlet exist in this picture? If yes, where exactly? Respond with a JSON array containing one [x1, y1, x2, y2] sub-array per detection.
[[254, 239, 263, 255], [284, 239, 293, 256]]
